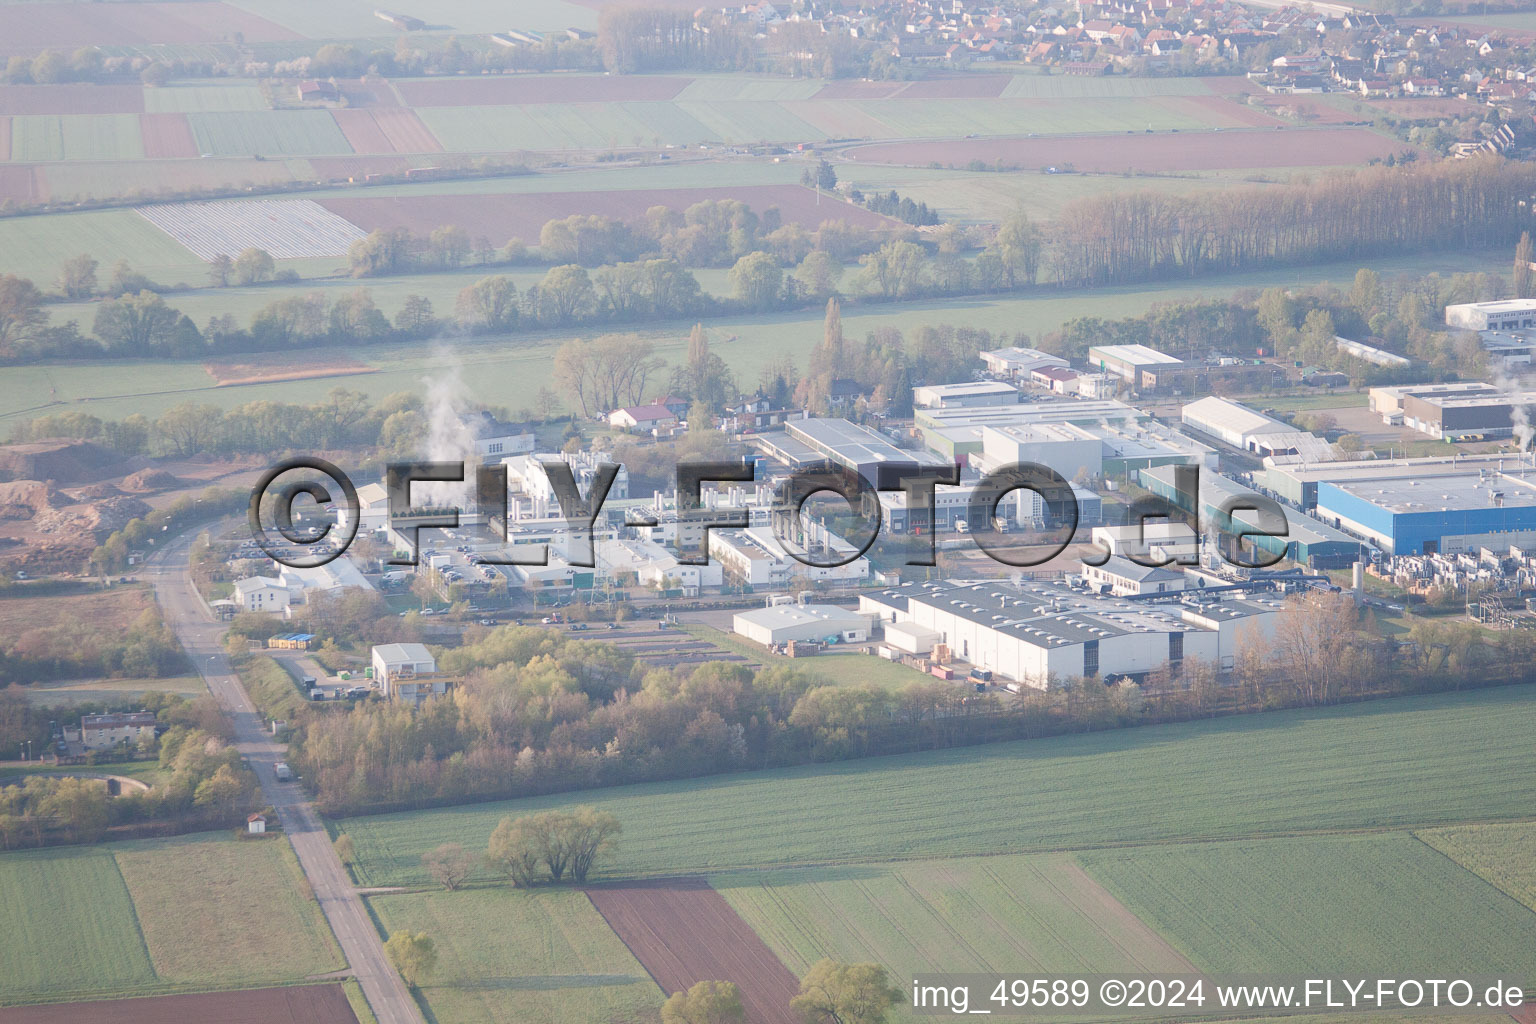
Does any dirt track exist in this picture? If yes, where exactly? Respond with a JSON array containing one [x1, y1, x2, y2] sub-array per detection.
[[0, 984, 358, 1024], [588, 878, 803, 1024]]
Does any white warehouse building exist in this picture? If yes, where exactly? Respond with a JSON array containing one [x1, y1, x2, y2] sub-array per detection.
[[859, 580, 1281, 688], [912, 381, 1020, 409], [733, 604, 871, 646]]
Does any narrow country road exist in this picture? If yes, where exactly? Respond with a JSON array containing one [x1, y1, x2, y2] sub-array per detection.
[[149, 529, 423, 1024]]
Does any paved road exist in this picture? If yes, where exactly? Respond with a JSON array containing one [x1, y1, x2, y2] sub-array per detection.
[[149, 532, 422, 1024]]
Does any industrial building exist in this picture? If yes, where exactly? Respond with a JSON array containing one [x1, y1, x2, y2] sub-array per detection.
[[1261, 452, 1534, 510], [1397, 388, 1536, 440], [1137, 465, 1362, 567], [732, 603, 870, 646], [707, 526, 869, 587], [979, 346, 1068, 381], [1313, 468, 1536, 555], [1182, 397, 1292, 449], [1087, 344, 1184, 389], [1445, 299, 1536, 332], [757, 418, 947, 489], [371, 643, 448, 706], [1334, 336, 1411, 368], [1092, 522, 1198, 563], [911, 381, 1019, 409], [1368, 382, 1499, 422], [1082, 556, 1187, 596], [858, 580, 1282, 687], [1181, 397, 1336, 461]]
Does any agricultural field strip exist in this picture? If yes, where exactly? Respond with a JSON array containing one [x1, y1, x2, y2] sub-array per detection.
[[136, 199, 367, 260], [340, 687, 1536, 887], [1414, 822, 1536, 914], [368, 886, 661, 1024], [1075, 833, 1536, 976], [0, 834, 343, 1006]]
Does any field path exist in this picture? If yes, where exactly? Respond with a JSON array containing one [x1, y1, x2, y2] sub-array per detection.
[[588, 877, 802, 1024], [147, 530, 423, 1024]]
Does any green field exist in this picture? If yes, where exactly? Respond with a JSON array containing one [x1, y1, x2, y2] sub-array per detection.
[[10, 115, 146, 163], [0, 846, 159, 1003], [1417, 822, 1536, 914], [3, 248, 1508, 427], [716, 852, 1193, 979], [143, 83, 271, 114], [227, 0, 601, 37], [187, 109, 353, 157], [396, 80, 1250, 153], [339, 685, 1536, 887], [369, 886, 661, 1024], [0, 831, 342, 1005], [1076, 833, 1536, 975], [679, 622, 937, 691], [0, 207, 204, 287], [21, 675, 206, 706], [41, 157, 314, 205], [112, 832, 344, 987]]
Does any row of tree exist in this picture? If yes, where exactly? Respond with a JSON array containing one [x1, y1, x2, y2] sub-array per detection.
[[0, 696, 261, 849], [1046, 158, 1536, 288], [287, 590, 1536, 818]]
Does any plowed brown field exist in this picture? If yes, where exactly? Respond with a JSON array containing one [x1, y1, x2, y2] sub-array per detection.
[[588, 878, 802, 1024], [0, 984, 358, 1024], [321, 183, 896, 241]]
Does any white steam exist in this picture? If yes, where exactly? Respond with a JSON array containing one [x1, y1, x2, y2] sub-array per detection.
[[417, 345, 478, 507], [1495, 370, 1534, 451]]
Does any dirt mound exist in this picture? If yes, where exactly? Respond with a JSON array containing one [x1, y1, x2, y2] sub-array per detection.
[[0, 480, 61, 520], [0, 439, 120, 485], [32, 495, 149, 539], [70, 482, 124, 500], [120, 468, 180, 493]]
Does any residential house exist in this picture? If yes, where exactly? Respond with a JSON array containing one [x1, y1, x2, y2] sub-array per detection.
[[234, 576, 290, 615], [80, 712, 157, 751], [608, 403, 680, 433]]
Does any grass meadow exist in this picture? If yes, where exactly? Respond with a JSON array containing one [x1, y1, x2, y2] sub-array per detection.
[[0, 831, 340, 1005], [678, 623, 936, 691], [1417, 822, 1536, 914], [0, 207, 209, 288], [339, 685, 1536, 887], [10, 114, 145, 163], [369, 886, 662, 1024], [187, 110, 354, 158], [3, 248, 1508, 427], [1076, 832, 1536, 976], [714, 852, 1193, 979]]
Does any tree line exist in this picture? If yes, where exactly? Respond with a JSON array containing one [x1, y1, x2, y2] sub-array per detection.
[[1047, 157, 1536, 288], [0, 694, 261, 850], [287, 591, 1536, 818], [1041, 265, 1505, 383]]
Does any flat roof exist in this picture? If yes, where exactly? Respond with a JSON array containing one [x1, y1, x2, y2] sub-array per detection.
[[1140, 465, 1359, 547], [914, 381, 1019, 398], [1325, 471, 1536, 514], [1088, 344, 1184, 366], [1265, 452, 1536, 487], [1447, 299, 1536, 313], [734, 604, 867, 629], [787, 418, 945, 469]]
